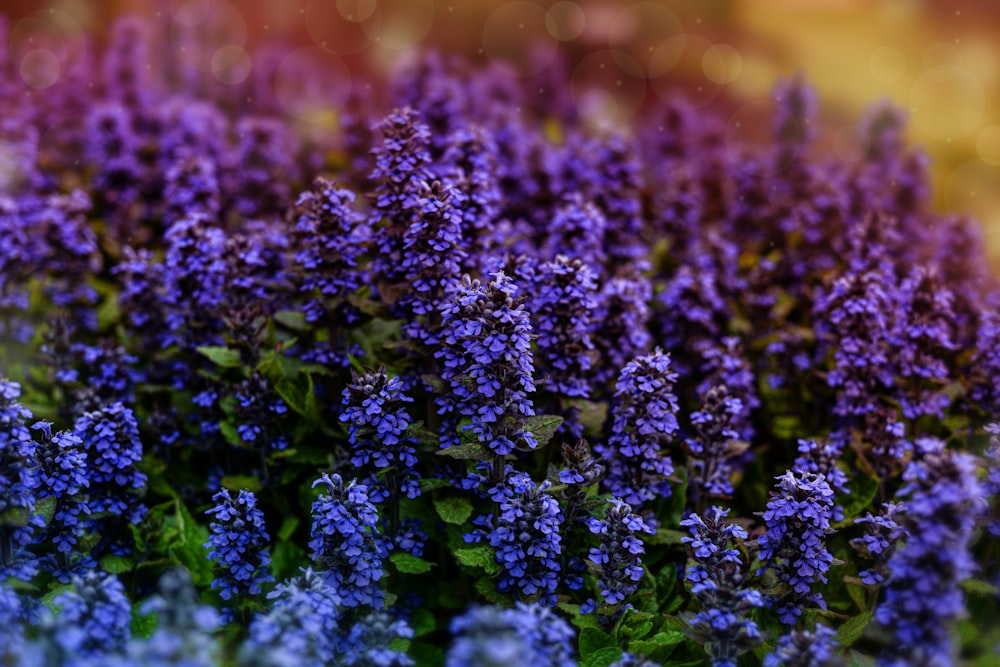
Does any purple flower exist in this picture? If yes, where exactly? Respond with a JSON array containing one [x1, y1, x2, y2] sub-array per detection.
[[585, 498, 653, 615], [757, 471, 837, 624], [53, 572, 131, 658], [309, 473, 388, 609], [205, 488, 274, 604], [763, 624, 842, 667], [597, 348, 679, 511], [875, 438, 985, 666], [447, 603, 575, 667], [681, 506, 763, 664]]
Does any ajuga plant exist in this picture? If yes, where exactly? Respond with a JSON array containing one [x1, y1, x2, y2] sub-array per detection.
[[4, 15, 1000, 667]]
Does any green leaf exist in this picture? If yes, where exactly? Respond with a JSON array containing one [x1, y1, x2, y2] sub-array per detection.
[[278, 516, 300, 542], [523, 415, 564, 447], [196, 345, 243, 368], [579, 627, 616, 658], [34, 496, 57, 527], [434, 496, 474, 525], [454, 546, 499, 573], [218, 420, 242, 447], [835, 611, 872, 648], [845, 649, 878, 667], [410, 608, 436, 638], [219, 474, 263, 493], [962, 578, 1000, 597], [131, 608, 157, 639], [274, 309, 308, 331], [275, 373, 320, 424], [646, 528, 687, 546], [840, 472, 879, 520], [100, 554, 134, 574], [436, 442, 491, 461], [168, 499, 213, 587], [628, 631, 686, 655], [580, 647, 624, 667], [390, 552, 435, 574]]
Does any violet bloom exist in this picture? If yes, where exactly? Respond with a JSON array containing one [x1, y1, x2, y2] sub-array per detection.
[[436, 272, 538, 456], [764, 625, 842, 667], [0, 379, 40, 578], [446, 603, 576, 667], [53, 571, 131, 658], [686, 385, 747, 508], [585, 498, 654, 616], [205, 488, 274, 604], [467, 472, 563, 606], [597, 348, 680, 512], [876, 438, 984, 667], [681, 507, 763, 666], [850, 502, 905, 587], [757, 471, 837, 625], [309, 473, 388, 609]]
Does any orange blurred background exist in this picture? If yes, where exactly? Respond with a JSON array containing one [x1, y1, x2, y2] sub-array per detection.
[[7, 0, 1000, 267]]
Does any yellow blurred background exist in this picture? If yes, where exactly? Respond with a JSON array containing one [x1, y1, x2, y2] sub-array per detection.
[[6, 0, 1000, 267]]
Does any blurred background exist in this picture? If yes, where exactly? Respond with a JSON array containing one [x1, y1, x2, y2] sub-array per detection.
[[6, 0, 1000, 267]]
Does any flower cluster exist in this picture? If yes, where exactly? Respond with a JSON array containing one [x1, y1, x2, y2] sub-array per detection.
[[597, 348, 680, 511], [685, 385, 747, 508], [850, 502, 905, 587], [764, 625, 842, 667], [585, 498, 653, 616], [205, 488, 274, 604], [681, 507, 763, 666], [308, 473, 388, 609], [875, 438, 984, 666], [446, 603, 576, 667], [341, 366, 420, 501], [437, 272, 537, 455], [757, 471, 837, 624], [52, 572, 131, 658], [470, 472, 564, 606]]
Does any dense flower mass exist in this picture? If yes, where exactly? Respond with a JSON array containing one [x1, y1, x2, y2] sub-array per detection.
[[681, 507, 763, 666], [2, 13, 1000, 666], [875, 438, 984, 667], [757, 471, 837, 624], [205, 488, 274, 604]]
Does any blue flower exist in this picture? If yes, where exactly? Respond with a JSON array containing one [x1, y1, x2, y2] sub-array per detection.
[[681, 506, 763, 664], [875, 438, 984, 666], [757, 471, 836, 624], [53, 571, 131, 658], [596, 348, 679, 511], [436, 272, 537, 457], [309, 473, 388, 609], [585, 498, 653, 615], [763, 624, 841, 667], [205, 488, 274, 604], [447, 603, 576, 667]]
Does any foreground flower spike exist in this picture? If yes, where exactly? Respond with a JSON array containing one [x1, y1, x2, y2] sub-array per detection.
[[72, 402, 146, 553], [764, 625, 843, 667], [792, 438, 849, 498], [757, 471, 837, 625], [681, 506, 763, 666], [243, 568, 342, 666], [292, 178, 370, 327], [446, 603, 576, 667], [876, 438, 984, 667], [340, 611, 415, 667], [126, 569, 222, 667], [585, 498, 654, 617], [205, 488, 274, 605], [471, 472, 563, 606], [437, 272, 538, 456], [341, 366, 421, 502], [33, 421, 91, 575], [309, 473, 388, 609], [686, 385, 747, 509], [597, 348, 680, 511], [53, 571, 131, 658], [850, 502, 905, 587], [0, 378, 40, 577]]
